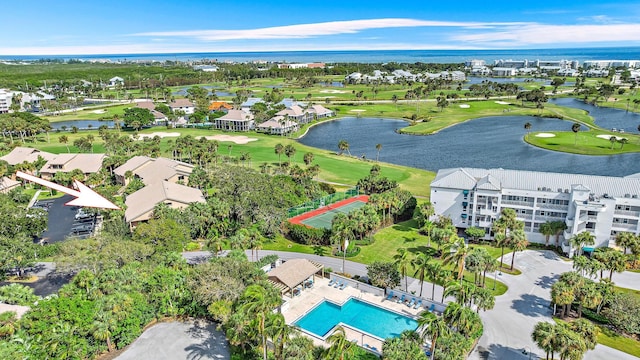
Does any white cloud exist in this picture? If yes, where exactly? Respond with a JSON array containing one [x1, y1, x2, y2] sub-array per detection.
[[452, 23, 640, 46], [132, 18, 524, 41]]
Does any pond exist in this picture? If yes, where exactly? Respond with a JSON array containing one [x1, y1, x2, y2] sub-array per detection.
[[51, 120, 119, 130], [549, 98, 640, 131], [298, 108, 640, 177], [316, 81, 345, 87]]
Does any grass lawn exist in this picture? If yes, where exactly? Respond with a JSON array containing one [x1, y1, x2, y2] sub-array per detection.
[[42, 103, 132, 122], [28, 126, 434, 197], [553, 318, 640, 358], [526, 129, 640, 155]]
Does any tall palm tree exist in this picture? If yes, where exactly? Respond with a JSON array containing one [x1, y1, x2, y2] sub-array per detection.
[[532, 321, 556, 360], [507, 229, 529, 270], [427, 262, 443, 301], [551, 281, 575, 318], [570, 231, 595, 257], [552, 221, 568, 247], [418, 311, 449, 359], [337, 139, 350, 156], [274, 143, 284, 165], [412, 252, 432, 297], [240, 285, 281, 360], [605, 250, 627, 281], [284, 144, 296, 164], [375, 143, 382, 162], [394, 247, 412, 292], [572, 122, 581, 145], [524, 122, 532, 139], [443, 237, 469, 282], [616, 232, 637, 255], [325, 326, 355, 360], [59, 135, 70, 153]]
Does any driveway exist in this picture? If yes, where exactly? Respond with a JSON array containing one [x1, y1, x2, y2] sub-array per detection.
[[116, 320, 229, 360], [468, 250, 637, 360]]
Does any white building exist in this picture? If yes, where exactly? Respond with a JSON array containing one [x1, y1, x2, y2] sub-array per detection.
[[583, 60, 640, 69], [430, 168, 640, 255], [0, 89, 12, 113], [108, 76, 125, 88], [492, 67, 517, 77]]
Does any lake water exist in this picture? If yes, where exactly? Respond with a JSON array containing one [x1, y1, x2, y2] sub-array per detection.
[[51, 120, 118, 130], [549, 98, 640, 131], [298, 102, 640, 176]]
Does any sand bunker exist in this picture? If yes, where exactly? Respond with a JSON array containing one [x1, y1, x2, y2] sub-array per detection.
[[597, 134, 626, 141], [196, 135, 258, 144], [320, 89, 347, 94], [459, 104, 470, 108], [494, 101, 510, 105], [535, 133, 556, 138], [350, 109, 366, 112], [92, 109, 107, 114], [132, 132, 181, 140]]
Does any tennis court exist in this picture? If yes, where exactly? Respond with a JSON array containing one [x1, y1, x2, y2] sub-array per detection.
[[289, 195, 369, 229]]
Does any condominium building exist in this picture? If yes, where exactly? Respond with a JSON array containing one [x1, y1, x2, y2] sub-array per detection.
[[430, 168, 640, 254]]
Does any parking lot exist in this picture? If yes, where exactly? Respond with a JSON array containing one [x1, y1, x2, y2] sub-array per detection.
[[35, 195, 99, 243]]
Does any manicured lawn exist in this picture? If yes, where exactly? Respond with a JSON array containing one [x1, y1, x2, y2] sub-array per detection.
[[553, 318, 640, 358], [596, 324, 640, 358], [526, 129, 640, 155], [42, 103, 132, 122], [29, 126, 435, 197]]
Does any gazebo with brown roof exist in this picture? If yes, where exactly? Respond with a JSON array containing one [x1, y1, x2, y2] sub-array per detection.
[[267, 259, 324, 297]]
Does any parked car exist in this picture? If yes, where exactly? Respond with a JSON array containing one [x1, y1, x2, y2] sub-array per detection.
[[71, 224, 93, 233], [75, 210, 93, 220]]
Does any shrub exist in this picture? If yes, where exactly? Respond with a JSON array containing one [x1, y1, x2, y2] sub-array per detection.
[[185, 242, 200, 251], [285, 223, 330, 245], [0, 284, 40, 305], [582, 308, 610, 324]]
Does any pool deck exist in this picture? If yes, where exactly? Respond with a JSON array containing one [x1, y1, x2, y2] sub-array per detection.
[[283, 277, 425, 352]]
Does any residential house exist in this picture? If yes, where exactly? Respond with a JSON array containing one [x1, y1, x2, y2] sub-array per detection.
[[208, 101, 233, 113], [256, 116, 299, 135], [124, 180, 206, 227], [39, 153, 106, 180], [0, 177, 20, 194], [306, 104, 334, 119], [0, 147, 55, 166], [108, 77, 125, 88], [136, 101, 168, 125], [275, 105, 312, 124], [113, 156, 194, 186], [214, 109, 255, 131], [431, 167, 640, 256], [169, 99, 195, 115]]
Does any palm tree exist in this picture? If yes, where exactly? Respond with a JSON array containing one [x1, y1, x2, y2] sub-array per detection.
[[552, 221, 568, 247], [427, 262, 443, 301], [616, 232, 637, 254], [274, 143, 284, 165], [606, 250, 627, 281], [524, 122, 532, 139], [507, 229, 528, 270], [572, 122, 581, 145], [394, 247, 412, 292], [240, 285, 281, 360], [412, 252, 431, 297], [325, 326, 355, 360], [610, 135, 617, 149], [570, 231, 595, 257], [337, 139, 350, 156], [532, 321, 556, 360], [375, 143, 382, 162], [284, 144, 296, 164], [59, 135, 70, 153], [303, 152, 314, 166], [443, 237, 470, 282], [618, 137, 628, 149], [417, 311, 449, 359], [551, 281, 574, 318], [540, 221, 554, 247]]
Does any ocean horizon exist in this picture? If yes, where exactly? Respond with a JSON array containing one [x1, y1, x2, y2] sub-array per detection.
[[2, 47, 640, 64]]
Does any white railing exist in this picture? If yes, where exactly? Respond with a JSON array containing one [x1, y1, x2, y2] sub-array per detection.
[[614, 209, 639, 217]]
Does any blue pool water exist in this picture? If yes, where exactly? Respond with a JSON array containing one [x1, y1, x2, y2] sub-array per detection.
[[294, 298, 418, 339]]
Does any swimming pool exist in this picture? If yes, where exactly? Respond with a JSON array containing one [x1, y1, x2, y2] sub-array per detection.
[[294, 297, 418, 339]]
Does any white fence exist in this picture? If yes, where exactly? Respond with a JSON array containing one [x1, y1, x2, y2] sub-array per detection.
[[329, 273, 385, 297]]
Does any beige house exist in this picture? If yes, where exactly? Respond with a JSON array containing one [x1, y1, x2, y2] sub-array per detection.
[[306, 104, 334, 119], [39, 153, 106, 180], [214, 110, 255, 132], [256, 116, 299, 135], [169, 99, 195, 114], [275, 105, 313, 124], [0, 177, 20, 194], [0, 147, 55, 166], [114, 156, 194, 186], [124, 180, 206, 227]]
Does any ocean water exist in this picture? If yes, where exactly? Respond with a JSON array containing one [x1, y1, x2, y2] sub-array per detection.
[[3, 47, 640, 64]]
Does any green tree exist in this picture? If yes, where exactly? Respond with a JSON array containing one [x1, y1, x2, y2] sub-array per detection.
[[325, 326, 355, 360], [59, 135, 70, 153], [412, 252, 432, 297], [375, 143, 382, 162], [367, 261, 401, 292], [506, 229, 528, 270], [123, 107, 154, 130], [337, 139, 350, 156], [240, 284, 282, 360], [418, 311, 450, 358], [274, 143, 284, 165], [393, 247, 412, 292], [572, 122, 581, 145], [284, 144, 296, 164], [540, 221, 554, 247], [532, 321, 556, 360]]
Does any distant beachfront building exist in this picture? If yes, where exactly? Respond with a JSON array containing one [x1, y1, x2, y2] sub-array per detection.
[[492, 67, 517, 77], [0, 89, 12, 113], [583, 60, 640, 69], [431, 168, 640, 256], [193, 65, 218, 72], [277, 62, 325, 69], [465, 59, 486, 67]]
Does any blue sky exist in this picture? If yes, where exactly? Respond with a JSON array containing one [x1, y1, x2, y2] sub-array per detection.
[[1, 0, 640, 55]]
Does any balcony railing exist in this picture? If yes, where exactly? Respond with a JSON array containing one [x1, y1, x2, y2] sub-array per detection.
[[501, 200, 534, 207], [537, 203, 569, 210], [614, 209, 640, 217], [611, 223, 638, 231]]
